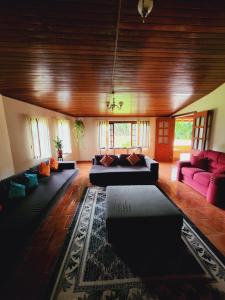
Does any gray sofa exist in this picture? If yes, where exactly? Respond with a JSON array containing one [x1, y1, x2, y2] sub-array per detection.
[[0, 161, 78, 282], [89, 154, 158, 186]]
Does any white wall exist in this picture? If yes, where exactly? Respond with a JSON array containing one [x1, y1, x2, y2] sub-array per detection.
[[3, 96, 78, 173], [174, 83, 225, 152], [0, 95, 15, 179], [77, 117, 156, 161]]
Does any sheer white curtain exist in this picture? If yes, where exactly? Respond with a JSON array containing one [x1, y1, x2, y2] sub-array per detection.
[[38, 118, 51, 158], [30, 117, 51, 159], [57, 119, 72, 153], [98, 120, 109, 148], [138, 121, 150, 147], [30, 117, 41, 159]]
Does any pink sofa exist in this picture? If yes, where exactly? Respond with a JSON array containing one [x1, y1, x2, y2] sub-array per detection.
[[177, 150, 225, 207]]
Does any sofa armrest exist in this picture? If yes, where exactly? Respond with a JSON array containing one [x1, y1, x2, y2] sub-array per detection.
[[145, 157, 159, 181], [58, 161, 76, 170], [177, 161, 191, 181], [207, 174, 225, 206]]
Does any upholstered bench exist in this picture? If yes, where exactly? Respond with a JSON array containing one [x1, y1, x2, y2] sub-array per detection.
[[106, 185, 183, 255]]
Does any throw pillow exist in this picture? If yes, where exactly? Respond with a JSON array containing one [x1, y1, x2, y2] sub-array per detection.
[[191, 155, 208, 170], [8, 181, 26, 199], [100, 155, 114, 167], [39, 162, 50, 177], [95, 155, 119, 166], [24, 173, 39, 189], [50, 157, 59, 171], [127, 153, 141, 166]]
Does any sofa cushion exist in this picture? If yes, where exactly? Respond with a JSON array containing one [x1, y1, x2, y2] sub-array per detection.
[[191, 155, 208, 170], [218, 152, 225, 165], [50, 157, 59, 171], [95, 155, 119, 166], [8, 181, 26, 199], [100, 155, 115, 167], [213, 166, 225, 175], [39, 162, 50, 177], [119, 154, 146, 166], [181, 167, 204, 179], [24, 173, 39, 189], [127, 153, 141, 166], [193, 172, 212, 187]]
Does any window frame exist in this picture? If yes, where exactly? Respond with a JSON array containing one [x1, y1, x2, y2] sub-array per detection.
[[109, 121, 137, 148]]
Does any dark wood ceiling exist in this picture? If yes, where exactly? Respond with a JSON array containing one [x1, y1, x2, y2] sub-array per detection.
[[0, 0, 225, 117]]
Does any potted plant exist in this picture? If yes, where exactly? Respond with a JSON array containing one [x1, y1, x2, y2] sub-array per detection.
[[74, 119, 85, 143], [53, 136, 63, 159]]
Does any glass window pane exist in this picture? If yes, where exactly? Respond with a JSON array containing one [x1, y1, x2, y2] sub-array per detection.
[[114, 123, 131, 148], [159, 129, 163, 136], [164, 129, 168, 136], [164, 121, 168, 128], [159, 121, 163, 128], [196, 117, 200, 126], [194, 139, 197, 149], [158, 137, 163, 144], [198, 139, 202, 150], [194, 128, 199, 138], [200, 117, 205, 126], [199, 127, 204, 138], [164, 137, 168, 144]]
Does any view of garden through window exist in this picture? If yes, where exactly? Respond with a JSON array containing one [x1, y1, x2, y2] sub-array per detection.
[[114, 122, 132, 147], [174, 121, 193, 146]]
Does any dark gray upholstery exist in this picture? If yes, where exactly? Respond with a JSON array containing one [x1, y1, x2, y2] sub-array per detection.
[[106, 185, 183, 252], [89, 156, 158, 186], [0, 162, 78, 282]]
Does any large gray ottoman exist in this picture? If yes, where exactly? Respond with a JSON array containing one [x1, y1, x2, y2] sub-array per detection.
[[106, 185, 183, 255]]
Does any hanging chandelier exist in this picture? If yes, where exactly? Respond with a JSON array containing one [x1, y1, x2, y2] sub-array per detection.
[[106, 89, 123, 111], [138, 0, 154, 23]]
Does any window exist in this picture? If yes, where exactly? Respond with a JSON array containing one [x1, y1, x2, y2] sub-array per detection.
[[109, 122, 137, 148], [57, 119, 72, 153], [98, 120, 150, 149], [30, 117, 51, 159]]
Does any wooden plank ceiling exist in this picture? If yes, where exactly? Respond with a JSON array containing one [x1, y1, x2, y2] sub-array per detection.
[[0, 0, 225, 117]]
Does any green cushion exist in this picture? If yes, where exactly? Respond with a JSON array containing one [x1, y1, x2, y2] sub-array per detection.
[[8, 181, 26, 199], [24, 173, 39, 189]]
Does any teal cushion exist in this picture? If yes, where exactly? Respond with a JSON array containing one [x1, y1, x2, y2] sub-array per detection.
[[8, 181, 26, 199], [24, 173, 39, 189]]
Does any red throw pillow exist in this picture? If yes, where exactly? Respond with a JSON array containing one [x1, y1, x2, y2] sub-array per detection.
[[191, 155, 208, 170], [213, 166, 225, 174], [100, 155, 114, 167], [39, 162, 50, 176], [127, 153, 141, 166]]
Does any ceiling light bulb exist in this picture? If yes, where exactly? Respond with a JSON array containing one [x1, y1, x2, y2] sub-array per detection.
[[138, 0, 153, 23]]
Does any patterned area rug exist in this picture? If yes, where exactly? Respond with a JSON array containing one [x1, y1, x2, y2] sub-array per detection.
[[51, 187, 225, 300]]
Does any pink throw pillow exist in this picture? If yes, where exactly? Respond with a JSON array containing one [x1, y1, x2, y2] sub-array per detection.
[[100, 155, 114, 167]]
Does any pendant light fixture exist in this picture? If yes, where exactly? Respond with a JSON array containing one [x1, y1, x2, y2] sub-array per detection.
[[138, 0, 154, 23]]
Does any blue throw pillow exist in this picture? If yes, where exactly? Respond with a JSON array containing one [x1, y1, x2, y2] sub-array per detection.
[[24, 173, 39, 189], [8, 181, 26, 199]]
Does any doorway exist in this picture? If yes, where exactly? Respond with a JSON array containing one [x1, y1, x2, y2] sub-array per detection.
[[173, 115, 194, 161]]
